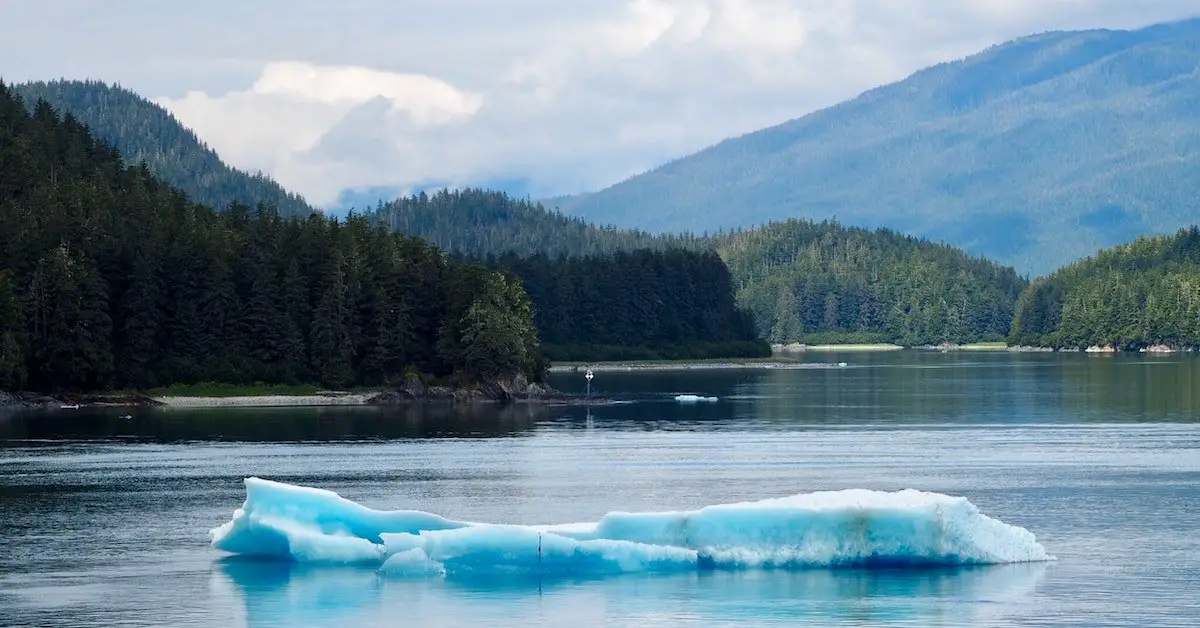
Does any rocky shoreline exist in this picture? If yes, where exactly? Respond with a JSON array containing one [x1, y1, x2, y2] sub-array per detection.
[[0, 391, 164, 409], [1, 376, 611, 410], [776, 342, 1198, 354], [366, 375, 602, 405], [550, 361, 844, 373]]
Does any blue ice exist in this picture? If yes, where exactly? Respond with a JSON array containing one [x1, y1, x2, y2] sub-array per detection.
[[211, 478, 1052, 577], [675, 394, 719, 403]]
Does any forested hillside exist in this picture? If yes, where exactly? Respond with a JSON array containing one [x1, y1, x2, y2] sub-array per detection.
[[553, 18, 1200, 275], [717, 221, 1027, 345], [380, 191, 766, 359], [375, 189, 700, 257], [1010, 227, 1200, 349], [13, 80, 315, 220], [0, 82, 543, 393], [485, 251, 767, 361], [376, 190, 1026, 346]]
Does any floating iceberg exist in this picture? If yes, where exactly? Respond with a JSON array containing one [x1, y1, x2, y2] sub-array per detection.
[[675, 394, 719, 403], [211, 478, 1052, 577]]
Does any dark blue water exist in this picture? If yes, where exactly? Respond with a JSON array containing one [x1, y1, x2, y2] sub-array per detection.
[[1, 352, 1198, 626]]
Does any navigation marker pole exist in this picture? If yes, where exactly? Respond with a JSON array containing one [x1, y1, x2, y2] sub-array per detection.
[[584, 368, 596, 430]]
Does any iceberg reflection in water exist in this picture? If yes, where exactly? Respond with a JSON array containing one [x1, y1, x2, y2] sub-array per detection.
[[212, 558, 1049, 627], [211, 478, 1052, 576]]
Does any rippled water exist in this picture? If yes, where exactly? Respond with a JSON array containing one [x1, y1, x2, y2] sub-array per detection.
[[1, 352, 1198, 626]]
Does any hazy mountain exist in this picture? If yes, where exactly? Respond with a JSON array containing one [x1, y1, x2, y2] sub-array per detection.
[[13, 80, 316, 219], [330, 177, 537, 218], [552, 18, 1200, 276]]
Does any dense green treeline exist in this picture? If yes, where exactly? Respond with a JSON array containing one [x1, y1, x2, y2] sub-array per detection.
[[379, 190, 767, 359], [1010, 227, 1200, 349], [376, 189, 702, 257], [715, 221, 1027, 345], [481, 250, 768, 361], [0, 82, 543, 393], [13, 80, 315, 220], [377, 190, 1027, 346]]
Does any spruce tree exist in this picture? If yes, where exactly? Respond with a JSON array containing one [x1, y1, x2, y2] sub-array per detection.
[[0, 271, 26, 390], [26, 245, 113, 391], [309, 251, 354, 388]]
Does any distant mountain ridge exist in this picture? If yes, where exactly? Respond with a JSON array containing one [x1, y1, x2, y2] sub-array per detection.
[[552, 18, 1200, 275], [13, 80, 316, 219], [331, 177, 536, 218]]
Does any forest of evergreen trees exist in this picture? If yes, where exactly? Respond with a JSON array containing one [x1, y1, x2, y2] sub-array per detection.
[[482, 250, 768, 361], [0, 82, 545, 393], [377, 190, 1027, 345], [716, 221, 1028, 345], [1009, 227, 1200, 349], [0, 84, 774, 394], [7, 74, 1197, 400]]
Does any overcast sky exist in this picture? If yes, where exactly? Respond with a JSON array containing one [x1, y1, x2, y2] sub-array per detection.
[[3, 1, 1199, 207]]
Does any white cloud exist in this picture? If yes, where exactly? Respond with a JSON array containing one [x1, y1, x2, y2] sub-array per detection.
[[46, 0, 1188, 207], [250, 62, 482, 124], [156, 61, 483, 202]]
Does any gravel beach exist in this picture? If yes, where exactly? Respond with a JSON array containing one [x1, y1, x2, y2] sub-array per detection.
[[153, 394, 374, 408]]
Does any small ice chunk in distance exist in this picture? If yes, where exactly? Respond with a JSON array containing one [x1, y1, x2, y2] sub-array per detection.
[[675, 394, 719, 403]]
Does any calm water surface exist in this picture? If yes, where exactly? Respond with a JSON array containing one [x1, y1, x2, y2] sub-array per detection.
[[1, 352, 1198, 627]]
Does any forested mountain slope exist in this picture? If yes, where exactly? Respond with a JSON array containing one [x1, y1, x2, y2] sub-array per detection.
[[377, 191, 766, 359], [717, 221, 1027, 345], [1010, 227, 1200, 349], [13, 80, 315, 219], [0, 81, 543, 392], [553, 18, 1200, 276], [375, 190, 1027, 346]]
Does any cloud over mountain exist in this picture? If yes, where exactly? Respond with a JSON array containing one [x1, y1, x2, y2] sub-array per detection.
[[4, 0, 1197, 208]]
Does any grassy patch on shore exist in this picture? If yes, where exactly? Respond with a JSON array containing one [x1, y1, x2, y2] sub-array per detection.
[[959, 342, 1009, 351], [541, 341, 771, 362], [794, 332, 894, 345], [799, 344, 904, 351], [145, 382, 325, 398]]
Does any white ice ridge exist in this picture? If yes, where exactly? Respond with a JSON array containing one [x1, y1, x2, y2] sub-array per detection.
[[211, 478, 1053, 577], [675, 394, 719, 403]]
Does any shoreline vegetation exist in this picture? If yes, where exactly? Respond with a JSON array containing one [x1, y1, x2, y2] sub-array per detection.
[[3, 88, 1199, 412], [5, 342, 1197, 410], [554, 341, 1197, 369]]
